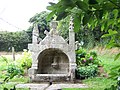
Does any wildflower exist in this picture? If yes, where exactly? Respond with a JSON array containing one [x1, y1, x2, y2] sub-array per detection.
[[83, 59, 86, 62], [89, 56, 93, 60]]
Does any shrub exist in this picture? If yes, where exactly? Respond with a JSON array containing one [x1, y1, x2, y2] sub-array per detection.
[[7, 64, 23, 76], [76, 48, 100, 66], [76, 48, 100, 79], [4, 63, 24, 83], [17, 49, 32, 69], [76, 64, 98, 79], [4, 49, 32, 82], [0, 50, 31, 90]]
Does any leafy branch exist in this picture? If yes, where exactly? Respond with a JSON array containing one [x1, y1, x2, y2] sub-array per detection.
[[108, 0, 120, 9]]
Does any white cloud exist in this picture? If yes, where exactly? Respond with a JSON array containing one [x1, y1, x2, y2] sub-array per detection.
[[0, 0, 57, 32]]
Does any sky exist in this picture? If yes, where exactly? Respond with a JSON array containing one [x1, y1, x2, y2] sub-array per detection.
[[0, 0, 57, 32]]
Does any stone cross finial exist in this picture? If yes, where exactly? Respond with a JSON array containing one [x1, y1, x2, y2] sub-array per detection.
[[69, 17, 74, 31], [50, 21, 58, 30]]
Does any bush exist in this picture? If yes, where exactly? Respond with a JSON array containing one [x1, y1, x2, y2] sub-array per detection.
[[76, 64, 98, 79], [0, 50, 31, 90], [4, 49, 32, 82], [76, 48, 100, 79], [17, 49, 32, 69], [3, 63, 24, 83], [76, 48, 100, 66], [7, 64, 23, 76]]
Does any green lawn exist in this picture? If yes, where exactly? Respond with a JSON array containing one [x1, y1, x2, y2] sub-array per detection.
[[63, 77, 116, 90], [82, 77, 116, 90]]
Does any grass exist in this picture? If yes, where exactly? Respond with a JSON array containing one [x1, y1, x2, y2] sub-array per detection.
[[63, 77, 117, 90], [98, 54, 120, 74], [82, 77, 116, 90]]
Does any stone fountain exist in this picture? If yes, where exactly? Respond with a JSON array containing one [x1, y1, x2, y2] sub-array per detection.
[[28, 18, 76, 82]]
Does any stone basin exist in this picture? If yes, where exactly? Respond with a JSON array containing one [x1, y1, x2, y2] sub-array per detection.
[[31, 74, 70, 82]]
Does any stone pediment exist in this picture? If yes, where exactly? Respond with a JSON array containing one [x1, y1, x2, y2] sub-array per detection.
[[40, 34, 67, 45], [40, 21, 68, 45]]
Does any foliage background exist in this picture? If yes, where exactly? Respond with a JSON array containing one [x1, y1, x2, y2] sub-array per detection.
[[0, 31, 30, 51], [0, 11, 51, 52]]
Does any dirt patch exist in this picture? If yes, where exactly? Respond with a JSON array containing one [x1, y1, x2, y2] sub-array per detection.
[[0, 52, 22, 55], [98, 66, 108, 77], [92, 47, 120, 55]]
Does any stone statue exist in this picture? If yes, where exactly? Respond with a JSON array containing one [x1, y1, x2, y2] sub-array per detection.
[[51, 56, 59, 69], [49, 21, 59, 36]]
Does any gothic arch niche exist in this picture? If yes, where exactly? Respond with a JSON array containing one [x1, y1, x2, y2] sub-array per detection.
[[38, 48, 69, 74]]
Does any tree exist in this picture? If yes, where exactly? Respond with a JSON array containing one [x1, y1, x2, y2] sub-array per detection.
[[58, 16, 108, 48], [47, 0, 120, 59], [46, 1, 120, 89], [0, 31, 30, 51], [27, 11, 52, 39]]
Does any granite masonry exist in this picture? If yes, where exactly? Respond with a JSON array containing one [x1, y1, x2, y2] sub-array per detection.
[[28, 17, 77, 82]]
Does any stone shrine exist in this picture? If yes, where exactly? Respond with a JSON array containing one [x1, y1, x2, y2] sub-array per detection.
[[28, 18, 76, 82]]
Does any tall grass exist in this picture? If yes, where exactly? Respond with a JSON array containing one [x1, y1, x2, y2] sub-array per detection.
[[91, 47, 120, 73]]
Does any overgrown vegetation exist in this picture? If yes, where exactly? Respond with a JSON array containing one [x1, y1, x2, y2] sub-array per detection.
[[0, 50, 31, 90], [76, 47, 100, 79], [17, 49, 32, 69]]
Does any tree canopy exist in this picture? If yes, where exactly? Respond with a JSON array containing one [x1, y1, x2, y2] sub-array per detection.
[[27, 11, 51, 39], [47, 0, 120, 59], [0, 31, 30, 51]]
